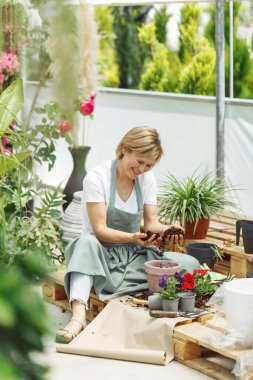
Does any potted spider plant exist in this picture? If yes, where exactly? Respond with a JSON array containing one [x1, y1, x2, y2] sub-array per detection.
[[158, 171, 236, 239]]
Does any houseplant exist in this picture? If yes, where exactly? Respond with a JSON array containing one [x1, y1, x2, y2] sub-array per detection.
[[158, 171, 236, 239], [0, 79, 50, 380], [156, 275, 180, 311]]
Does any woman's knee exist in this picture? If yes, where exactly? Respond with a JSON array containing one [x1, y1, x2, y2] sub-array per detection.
[[163, 252, 200, 273]]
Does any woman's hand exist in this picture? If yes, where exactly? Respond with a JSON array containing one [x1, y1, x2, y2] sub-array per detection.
[[161, 225, 185, 244], [132, 232, 162, 247]]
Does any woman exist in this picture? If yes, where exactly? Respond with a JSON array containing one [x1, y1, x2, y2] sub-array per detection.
[[56, 127, 199, 343]]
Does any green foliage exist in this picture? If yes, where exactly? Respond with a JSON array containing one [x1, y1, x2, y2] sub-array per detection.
[[138, 24, 171, 92], [158, 171, 237, 228], [0, 255, 50, 380], [211, 246, 225, 262], [113, 6, 152, 88], [0, 80, 66, 265], [177, 42, 215, 95], [157, 277, 180, 300], [95, 6, 119, 87], [177, 4, 215, 95], [0, 79, 23, 132], [25, 101, 72, 171], [154, 5, 170, 44], [194, 272, 218, 297], [178, 4, 201, 63]]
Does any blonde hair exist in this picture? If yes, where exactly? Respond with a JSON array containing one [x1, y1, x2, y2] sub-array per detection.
[[116, 126, 163, 161]]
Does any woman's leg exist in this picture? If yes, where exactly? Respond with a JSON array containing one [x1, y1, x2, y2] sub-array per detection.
[[58, 272, 94, 341]]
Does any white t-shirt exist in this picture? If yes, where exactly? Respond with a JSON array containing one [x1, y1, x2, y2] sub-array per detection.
[[81, 159, 157, 234]]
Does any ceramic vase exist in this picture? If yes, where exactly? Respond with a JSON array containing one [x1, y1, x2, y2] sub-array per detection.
[[60, 191, 83, 242], [63, 146, 90, 210]]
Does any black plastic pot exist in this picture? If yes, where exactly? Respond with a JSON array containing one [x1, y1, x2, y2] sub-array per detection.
[[186, 243, 217, 269]]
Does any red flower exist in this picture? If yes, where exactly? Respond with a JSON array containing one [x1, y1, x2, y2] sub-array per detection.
[[182, 273, 195, 290], [193, 269, 210, 275], [79, 100, 94, 116], [58, 120, 72, 135]]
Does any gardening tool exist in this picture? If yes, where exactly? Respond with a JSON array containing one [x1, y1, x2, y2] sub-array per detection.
[[149, 310, 178, 318]]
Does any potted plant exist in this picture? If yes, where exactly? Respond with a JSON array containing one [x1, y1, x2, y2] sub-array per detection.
[[156, 275, 180, 312], [193, 268, 219, 308], [175, 272, 196, 312], [186, 243, 225, 269], [158, 171, 236, 239]]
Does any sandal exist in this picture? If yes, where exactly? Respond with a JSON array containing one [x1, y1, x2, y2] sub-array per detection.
[[55, 317, 86, 344]]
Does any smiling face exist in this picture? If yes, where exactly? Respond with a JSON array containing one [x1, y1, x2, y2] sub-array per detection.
[[120, 147, 156, 180]]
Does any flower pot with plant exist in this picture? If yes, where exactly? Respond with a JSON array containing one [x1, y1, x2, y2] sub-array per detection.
[[174, 272, 196, 312], [144, 260, 181, 293], [158, 172, 236, 239], [187, 243, 225, 269], [156, 275, 180, 312], [193, 268, 219, 308]]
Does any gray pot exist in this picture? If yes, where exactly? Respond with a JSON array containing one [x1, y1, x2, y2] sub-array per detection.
[[148, 295, 163, 310], [162, 298, 179, 312], [178, 291, 196, 312]]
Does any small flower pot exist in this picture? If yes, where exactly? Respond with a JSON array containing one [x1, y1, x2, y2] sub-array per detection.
[[162, 298, 179, 312], [148, 294, 163, 310], [178, 291, 196, 312], [144, 260, 181, 293]]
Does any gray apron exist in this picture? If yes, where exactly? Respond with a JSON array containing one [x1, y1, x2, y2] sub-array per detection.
[[64, 160, 199, 301]]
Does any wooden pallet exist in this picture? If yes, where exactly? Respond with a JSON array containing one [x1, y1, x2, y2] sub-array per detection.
[[173, 318, 253, 380], [185, 211, 253, 278]]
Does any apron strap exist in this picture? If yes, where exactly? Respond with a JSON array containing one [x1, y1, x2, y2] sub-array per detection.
[[109, 159, 143, 212]]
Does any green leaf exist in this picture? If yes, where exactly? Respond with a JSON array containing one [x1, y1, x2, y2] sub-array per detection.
[[0, 298, 16, 327], [0, 151, 31, 176], [0, 80, 24, 132]]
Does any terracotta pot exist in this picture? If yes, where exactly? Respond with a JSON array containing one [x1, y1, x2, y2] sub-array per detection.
[[144, 260, 181, 294], [185, 217, 210, 239]]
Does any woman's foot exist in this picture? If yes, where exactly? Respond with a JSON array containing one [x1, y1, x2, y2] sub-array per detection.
[[56, 317, 86, 344]]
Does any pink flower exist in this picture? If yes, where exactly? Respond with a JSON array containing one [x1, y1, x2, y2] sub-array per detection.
[[0, 51, 20, 76], [58, 120, 72, 135], [79, 100, 94, 116], [0, 74, 5, 84], [1, 137, 7, 147]]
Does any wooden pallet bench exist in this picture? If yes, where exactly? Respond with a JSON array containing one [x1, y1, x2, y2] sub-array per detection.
[[185, 210, 253, 278], [42, 270, 213, 324], [173, 318, 253, 380]]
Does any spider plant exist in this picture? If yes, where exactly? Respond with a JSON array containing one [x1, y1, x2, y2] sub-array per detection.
[[158, 171, 237, 230]]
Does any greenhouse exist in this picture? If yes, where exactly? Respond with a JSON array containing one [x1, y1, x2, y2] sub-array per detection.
[[0, 1, 253, 380]]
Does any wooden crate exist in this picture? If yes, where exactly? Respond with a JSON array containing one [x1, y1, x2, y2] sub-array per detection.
[[173, 318, 253, 380], [42, 270, 108, 322]]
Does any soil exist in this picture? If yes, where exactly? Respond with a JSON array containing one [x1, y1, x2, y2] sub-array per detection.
[[142, 227, 185, 244]]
